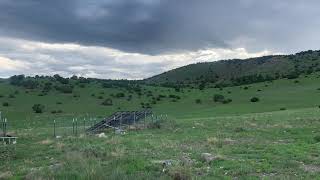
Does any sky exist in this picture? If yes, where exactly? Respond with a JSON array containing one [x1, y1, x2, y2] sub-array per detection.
[[0, 0, 319, 79]]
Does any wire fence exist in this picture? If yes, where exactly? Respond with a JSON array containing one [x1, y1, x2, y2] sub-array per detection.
[[0, 111, 170, 138]]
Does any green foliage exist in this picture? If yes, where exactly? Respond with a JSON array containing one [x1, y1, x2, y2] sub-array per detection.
[[55, 84, 74, 94], [314, 135, 320, 143], [250, 97, 260, 102], [115, 92, 125, 98], [2, 102, 9, 107], [8, 94, 15, 98], [101, 98, 113, 106], [213, 94, 225, 102], [195, 99, 202, 104], [32, 104, 45, 113], [145, 50, 320, 88], [54, 74, 69, 84]]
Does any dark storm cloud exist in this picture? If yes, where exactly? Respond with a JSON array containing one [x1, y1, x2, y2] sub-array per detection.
[[0, 0, 320, 54]]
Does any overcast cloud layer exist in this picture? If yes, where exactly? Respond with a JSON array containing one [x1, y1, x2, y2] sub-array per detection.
[[0, 0, 319, 79]]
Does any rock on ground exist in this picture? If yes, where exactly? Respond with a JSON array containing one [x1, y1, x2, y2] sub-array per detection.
[[201, 153, 218, 163]]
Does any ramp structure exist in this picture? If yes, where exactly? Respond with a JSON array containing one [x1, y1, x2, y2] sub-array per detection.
[[86, 109, 152, 134]]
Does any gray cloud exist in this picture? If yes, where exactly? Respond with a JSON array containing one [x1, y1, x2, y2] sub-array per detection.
[[0, 38, 270, 79], [0, 0, 319, 54]]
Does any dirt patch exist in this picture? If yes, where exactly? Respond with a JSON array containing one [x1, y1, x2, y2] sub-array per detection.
[[39, 139, 53, 145]]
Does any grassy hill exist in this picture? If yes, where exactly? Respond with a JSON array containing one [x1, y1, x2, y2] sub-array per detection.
[[2, 71, 320, 178], [145, 50, 320, 88]]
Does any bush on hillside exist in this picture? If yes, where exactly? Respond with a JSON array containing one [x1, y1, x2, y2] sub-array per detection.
[[8, 94, 15, 98], [55, 84, 73, 94], [222, 98, 232, 104], [115, 92, 125, 98], [250, 97, 260, 102], [195, 99, 202, 104], [32, 104, 45, 113], [22, 80, 39, 89], [2, 102, 9, 107], [314, 135, 320, 143], [101, 98, 113, 106], [43, 82, 52, 92], [213, 94, 225, 102]]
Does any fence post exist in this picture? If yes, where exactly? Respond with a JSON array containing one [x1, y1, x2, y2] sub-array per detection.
[[114, 116, 116, 134], [84, 117, 86, 130], [75, 118, 78, 136], [144, 111, 146, 128], [133, 111, 136, 127], [120, 113, 122, 130], [53, 119, 56, 138], [72, 118, 75, 135], [4, 118, 7, 137]]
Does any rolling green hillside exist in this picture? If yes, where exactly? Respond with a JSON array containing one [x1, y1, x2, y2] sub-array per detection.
[[145, 50, 320, 87], [2, 72, 320, 179]]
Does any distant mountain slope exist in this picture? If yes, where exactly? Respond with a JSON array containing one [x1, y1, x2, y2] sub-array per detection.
[[145, 50, 320, 87]]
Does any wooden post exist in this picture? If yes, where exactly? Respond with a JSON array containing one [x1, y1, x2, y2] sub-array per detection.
[[72, 118, 75, 135], [113, 116, 116, 134], [83, 117, 86, 130], [75, 118, 78, 136], [4, 119, 6, 137], [144, 111, 146, 128], [53, 120, 56, 138], [119, 113, 122, 131], [133, 111, 136, 127]]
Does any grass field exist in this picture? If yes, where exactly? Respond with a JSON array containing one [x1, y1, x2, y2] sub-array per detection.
[[1, 74, 320, 179]]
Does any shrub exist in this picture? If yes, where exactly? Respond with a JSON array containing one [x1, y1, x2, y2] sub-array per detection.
[[32, 104, 45, 113], [55, 85, 73, 94], [314, 135, 320, 143], [213, 94, 225, 102], [280, 107, 286, 111], [222, 98, 232, 104], [56, 102, 62, 105], [169, 94, 180, 100], [22, 80, 39, 89], [115, 92, 125, 98], [234, 127, 246, 133], [195, 99, 202, 104], [101, 98, 113, 106], [43, 83, 52, 93], [79, 84, 86, 88], [2, 102, 9, 107], [0, 94, 3, 98], [8, 94, 15, 98], [250, 97, 260, 102]]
